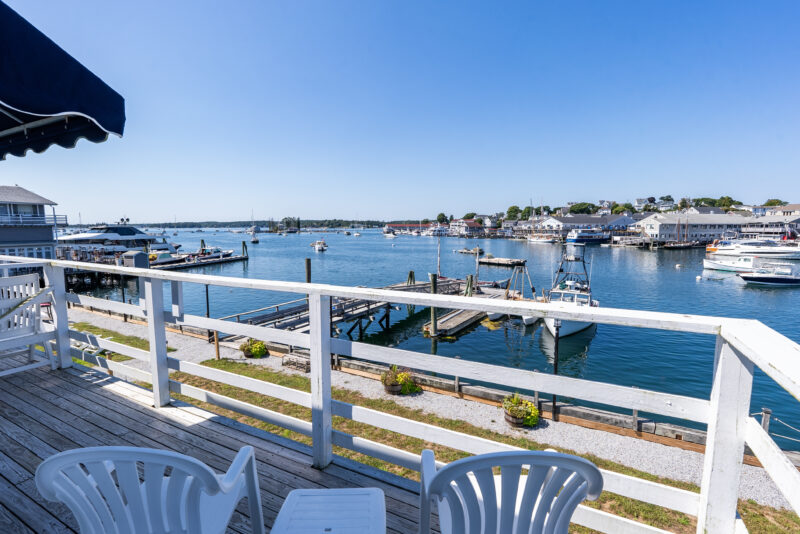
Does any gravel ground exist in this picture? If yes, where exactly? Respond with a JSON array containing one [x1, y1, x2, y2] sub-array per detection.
[[69, 309, 791, 509]]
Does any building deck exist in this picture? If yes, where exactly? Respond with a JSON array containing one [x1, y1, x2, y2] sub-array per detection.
[[0, 356, 430, 533]]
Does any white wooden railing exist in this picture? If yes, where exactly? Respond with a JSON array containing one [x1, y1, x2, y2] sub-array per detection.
[[6, 255, 800, 534]]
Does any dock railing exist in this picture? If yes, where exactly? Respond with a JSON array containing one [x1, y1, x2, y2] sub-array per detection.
[[7, 255, 800, 534]]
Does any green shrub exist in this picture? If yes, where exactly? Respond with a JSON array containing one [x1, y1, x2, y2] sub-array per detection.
[[239, 338, 267, 358]]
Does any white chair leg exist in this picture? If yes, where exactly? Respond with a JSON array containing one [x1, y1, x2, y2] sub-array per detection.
[[27, 344, 34, 363], [46, 341, 57, 370], [246, 456, 265, 534]]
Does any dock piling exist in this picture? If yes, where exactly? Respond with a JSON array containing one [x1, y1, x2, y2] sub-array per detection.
[[552, 319, 561, 421], [761, 407, 772, 433], [429, 273, 438, 337]]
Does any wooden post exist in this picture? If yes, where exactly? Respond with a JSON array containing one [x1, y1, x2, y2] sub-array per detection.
[[305, 258, 311, 284], [144, 278, 170, 408], [697, 337, 754, 533], [552, 319, 561, 421], [214, 331, 220, 360], [43, 265, 71, 369], [429, 273, 438, 337], [121, 282, 127, 322], [309, 293, 332, 468], [761, 407, 772, 433]]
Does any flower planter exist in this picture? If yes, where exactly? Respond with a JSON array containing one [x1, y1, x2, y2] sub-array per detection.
[[242, 350, 253, 358], [384, 383, 402, 395], [504, 411, 526, 427]]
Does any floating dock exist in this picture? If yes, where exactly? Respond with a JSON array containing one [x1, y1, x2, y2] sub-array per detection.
[[478, 257, 526, 267], [150, 254, 248, 270], [423, 308, 486, 337]]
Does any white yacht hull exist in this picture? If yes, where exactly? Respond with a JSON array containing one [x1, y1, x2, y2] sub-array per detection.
[[544, 317, 593, 337], [520, 315, 537, 325]]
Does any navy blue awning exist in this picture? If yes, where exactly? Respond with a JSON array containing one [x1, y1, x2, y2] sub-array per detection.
[[0, 1, 125, 160]]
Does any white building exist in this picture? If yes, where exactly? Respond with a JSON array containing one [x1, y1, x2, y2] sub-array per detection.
[[633, 198, 650, 211], [537, 214, 636, 232], [633, 213, 749, 243], [766, 203, 800, 216]]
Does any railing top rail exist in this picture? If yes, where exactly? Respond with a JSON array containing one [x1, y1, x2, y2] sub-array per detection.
[[7, 254, 800, 399]]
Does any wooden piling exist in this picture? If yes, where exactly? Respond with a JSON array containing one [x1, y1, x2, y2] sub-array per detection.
[[214, 331, 220, 360], [305, 258, 312, 283], [429, 273, 438, 337]]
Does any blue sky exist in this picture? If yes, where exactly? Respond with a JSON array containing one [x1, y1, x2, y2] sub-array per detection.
[[3, 1, 800, 223]]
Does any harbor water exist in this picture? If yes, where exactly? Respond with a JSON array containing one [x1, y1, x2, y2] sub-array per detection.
[[93, 229, 800, 448]]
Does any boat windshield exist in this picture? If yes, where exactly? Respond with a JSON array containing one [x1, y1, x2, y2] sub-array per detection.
[[549, 291, 591, 303]]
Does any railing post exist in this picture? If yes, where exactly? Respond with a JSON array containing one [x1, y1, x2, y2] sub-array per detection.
[[697, 336, 754, 533], [309, 293, 332, 468], [43, 264, 71, 369], [143, 277, 170, 408], [170, 280, 184, 320]]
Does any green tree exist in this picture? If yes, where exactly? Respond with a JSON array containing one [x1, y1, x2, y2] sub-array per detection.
[[764, 199, 787, 207], [421, 218, 430, 224], [679, 198, 691, 209], [717, 196, 741, 208], [693, 197, 716, 207], [568, 202, 597, 214], [449, 214, 454, 222], [436, 213, 447, 223], [659, 195, 674, 202], [533, 206, 551, 216], [611, 204, 627, 214], [520, 206, 533, 219], [506, 205, 521, 220], [463, 212, 476, 220]]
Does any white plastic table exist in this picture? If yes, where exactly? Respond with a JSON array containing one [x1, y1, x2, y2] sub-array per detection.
[[271, 487, 386, 533]]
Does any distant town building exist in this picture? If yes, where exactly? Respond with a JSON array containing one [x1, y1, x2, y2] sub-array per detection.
[[0, 185, 65, 259], [449, 219, 483, 237], [740, 215, 800, 239], [538, 214, 635, 232], [767, 203, 800, 216], [474, 214, 497, 228], [656, 201, 675, 212], [597, 200, 615, 209], [633, 198, 650, 211], [633, 213, 748, 243]]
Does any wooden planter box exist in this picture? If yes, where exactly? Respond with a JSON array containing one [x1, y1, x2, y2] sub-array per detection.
[[384, 383, 402, 395], [504, 411, 526, 427]]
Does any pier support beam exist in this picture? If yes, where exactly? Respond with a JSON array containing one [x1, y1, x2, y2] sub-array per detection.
[[309, 294, 332, 468]]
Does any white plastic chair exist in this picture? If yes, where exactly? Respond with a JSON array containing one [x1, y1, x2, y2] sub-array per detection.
[[419, 450, 603, 534], [35, 445, 265, 534]]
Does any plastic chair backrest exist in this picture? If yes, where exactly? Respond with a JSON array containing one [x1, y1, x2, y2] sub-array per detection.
[[35, 446, 223, 534], [423, 450, 603, 534], [0, 274, 41, 336]]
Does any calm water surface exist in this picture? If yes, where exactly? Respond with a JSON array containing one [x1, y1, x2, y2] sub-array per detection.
[[95, 229, 800, 448]]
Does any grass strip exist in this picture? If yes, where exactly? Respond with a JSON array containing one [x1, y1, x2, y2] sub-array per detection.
[[71, 321, 176, 362]]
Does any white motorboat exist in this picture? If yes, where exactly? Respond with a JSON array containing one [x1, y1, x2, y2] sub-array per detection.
[[384, 233, 397, 239], [311, 240, 328, 252], [707, 239, 800, 259], [353, 232, 361, 237], [527, 234, 558, 244], [702, 256, 759, 273], [543, 247, 598, 337], [738, 263, 800, 286]]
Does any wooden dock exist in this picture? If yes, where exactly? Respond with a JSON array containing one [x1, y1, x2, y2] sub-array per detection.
[[220, 279, 463, 341], [478, 257, 526, 267], [0, 357, 427, 534]]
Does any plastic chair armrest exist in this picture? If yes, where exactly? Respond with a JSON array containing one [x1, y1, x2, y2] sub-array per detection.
[[220, 446, 255, 492]]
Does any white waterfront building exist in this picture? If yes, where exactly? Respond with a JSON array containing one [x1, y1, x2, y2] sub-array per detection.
[[633, 213, 748, 243]]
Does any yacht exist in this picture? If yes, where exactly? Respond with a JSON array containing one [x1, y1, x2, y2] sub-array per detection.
[[311, 240, 328, 252], [422, 223, 448, 237], [738, 264, 800, 286], [58, 224, 180, 256], [565, 228, 610, 244], [543, 246, 599, 337], [707, 239, 800, 259]]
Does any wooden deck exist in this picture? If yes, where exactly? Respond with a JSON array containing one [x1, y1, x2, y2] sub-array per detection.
[[0, 356, 429, 533]]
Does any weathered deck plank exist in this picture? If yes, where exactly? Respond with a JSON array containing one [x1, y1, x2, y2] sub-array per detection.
[[0, 361, 429, 533]]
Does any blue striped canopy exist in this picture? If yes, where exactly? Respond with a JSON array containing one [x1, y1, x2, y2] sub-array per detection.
[[0, 1, 125, 160]]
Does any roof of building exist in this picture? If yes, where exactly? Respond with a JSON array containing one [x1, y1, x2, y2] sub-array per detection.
[[771, 203, 800, 212], [550, 214, 633, 225], [0, 185, 56, 205], [636, 213, 749, 225], [742, 215, 800, 225], [691, 206, 726, 214]]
